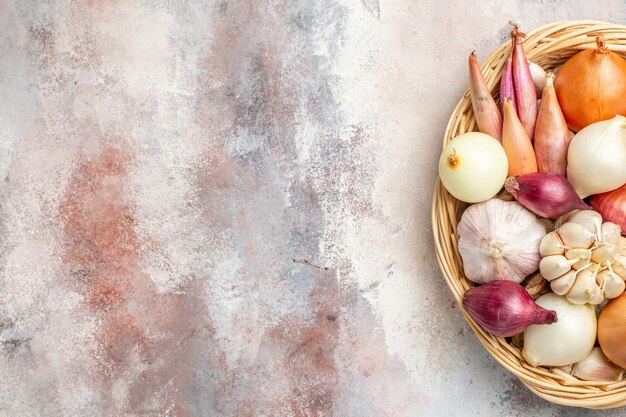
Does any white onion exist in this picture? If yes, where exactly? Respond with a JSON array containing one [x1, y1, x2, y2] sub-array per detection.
[[523, 293, 596, 366], [438, 132, 508, 203], [567, 115, 626, 198]]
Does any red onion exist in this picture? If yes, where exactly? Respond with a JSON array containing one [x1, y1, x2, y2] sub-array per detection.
[[590, 184, 626, 235], [505, 172, 590, 218], [463, 281, 557, 337]]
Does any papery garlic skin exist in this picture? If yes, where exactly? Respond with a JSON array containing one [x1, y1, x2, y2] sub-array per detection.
[[458, 199, 546, 284], [568, 116, 626, 198], [572, 347, 623, 382], [529, 61, 546, 97], [569, 210, 603, 236], [523, 293, 596, 366]]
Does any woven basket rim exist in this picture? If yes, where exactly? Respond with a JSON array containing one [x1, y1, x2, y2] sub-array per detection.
[[431, 19, 626, 409]]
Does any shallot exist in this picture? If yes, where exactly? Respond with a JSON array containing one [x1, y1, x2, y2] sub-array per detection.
[[463, 281, 557, 337], [469, 52, 502, 140], [502, 98, 537, 176], [505, 172, 589, 218], [511, 24, 537, 140], [534, 73, 570, 177]]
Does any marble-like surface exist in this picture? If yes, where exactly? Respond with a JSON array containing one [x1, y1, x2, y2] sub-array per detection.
[[1, 1, 626, 416]]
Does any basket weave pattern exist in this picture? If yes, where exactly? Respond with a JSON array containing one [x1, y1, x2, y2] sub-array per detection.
[[431, 21, 626, 409]]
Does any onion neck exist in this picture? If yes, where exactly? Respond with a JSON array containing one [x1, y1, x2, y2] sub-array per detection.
[[532, 308, 558, 325], [509, 20, 526, 43], [596, 35, 608, 54]]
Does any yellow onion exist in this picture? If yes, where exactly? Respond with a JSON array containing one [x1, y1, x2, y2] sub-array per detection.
[[598, 292, 626, 368], [554, 35, 626, 132]]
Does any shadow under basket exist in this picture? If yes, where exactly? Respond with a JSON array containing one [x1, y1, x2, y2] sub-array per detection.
[[431, 20, 626, 409]]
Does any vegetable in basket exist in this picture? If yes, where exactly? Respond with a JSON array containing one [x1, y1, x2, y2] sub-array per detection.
[[599, 292, 626, 368], [504, 172, 589, 218], [457, 198, 545, 284], [539, 210, 625, 305], [567, 115, 626, 198], [437, 132, 508, 203], [591, 184, 626, 236], [523, 293, 596, 367], [502, 98, 537, 176], [533, 73, 570, 177], [463, 280, 557, 337], [555, 35, 626, 132], [469, 52, 502, 141], [510, 24, 537, 141]]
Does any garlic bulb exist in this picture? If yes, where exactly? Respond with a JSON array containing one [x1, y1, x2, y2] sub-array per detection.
[[540, 210, 625, 304], [572, 347, 623, 382], [568, 115, 626, 198], [458, 199, 546, 284]]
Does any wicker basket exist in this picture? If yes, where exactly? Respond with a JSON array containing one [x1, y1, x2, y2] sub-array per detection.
[[432, 21, 626, 409]]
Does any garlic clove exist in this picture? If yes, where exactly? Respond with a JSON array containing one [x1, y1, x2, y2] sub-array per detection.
[[598, 269, 626, 300], [540, 231, 566, 256], [611, 257, 626, 280], [572, 347, 623, 382], [621, 237, 626, 255], [567, 268, 598, 304], [551, 269, 578, 295], [557, 222, 596, 249], [565, 248, 593, 270], [568, 210, 603, 236], [592, 243, 620, 264], [588, 282, 605, 305], [540, 255, 576, 281], [601, 222, 622, 245]]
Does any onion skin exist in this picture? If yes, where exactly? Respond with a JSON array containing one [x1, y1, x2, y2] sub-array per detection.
[[463, 281, 557, 337], [500, 54, 516, 114], [567, 115, 626, 198], [505, 173, 590, 218], [534, 74, 571, 177], [502, 98, 538, 176], [554, 35, 626, 132], [511, 28, 537, 141], [469, 52, 502, 141], [523, 293, 596, 367], [598, 292, 626, 368], [438, 132, 508, 203], [590, 184, 626, 235]]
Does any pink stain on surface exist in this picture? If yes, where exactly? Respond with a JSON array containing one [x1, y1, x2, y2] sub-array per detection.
[[59, 146, 213, 415]]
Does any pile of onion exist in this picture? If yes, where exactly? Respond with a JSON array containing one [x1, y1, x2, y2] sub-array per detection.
[[554, 35, 626, 132]]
